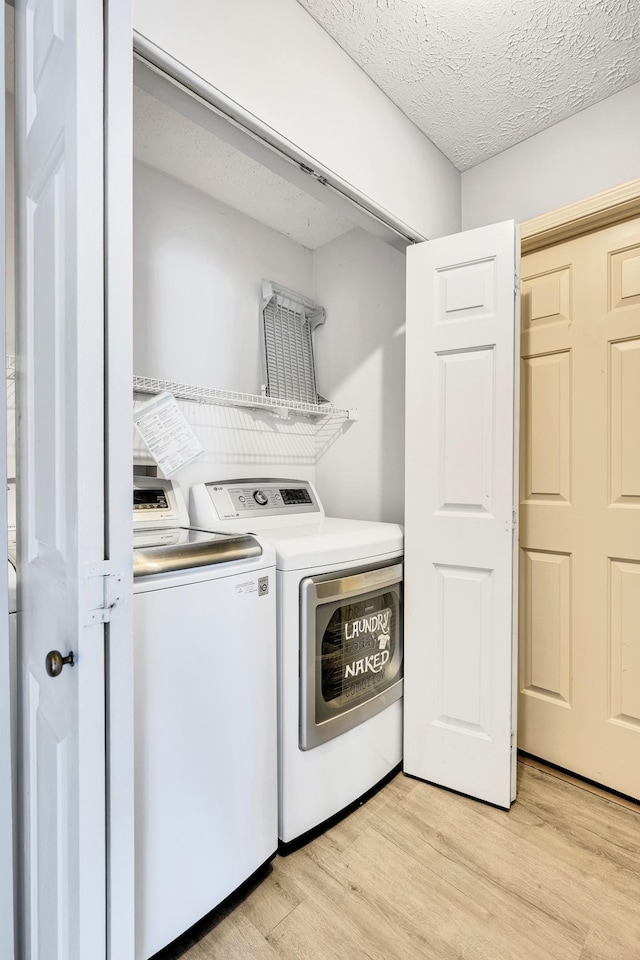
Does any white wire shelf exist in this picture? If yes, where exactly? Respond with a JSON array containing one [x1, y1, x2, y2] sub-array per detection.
[[5, 359, 357, 420], [133, 375, 358, 421]]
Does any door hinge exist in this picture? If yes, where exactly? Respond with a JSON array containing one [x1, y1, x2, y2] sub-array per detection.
[[83, 561, 124, 626], [512, 509, 518, 527]]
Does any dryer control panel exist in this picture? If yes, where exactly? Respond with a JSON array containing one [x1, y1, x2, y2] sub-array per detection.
[[194, 479, 321, 523]]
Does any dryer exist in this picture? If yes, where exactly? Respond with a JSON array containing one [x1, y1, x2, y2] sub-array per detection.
[[190, 478, 403, 848], [133, 477, 277, 958]]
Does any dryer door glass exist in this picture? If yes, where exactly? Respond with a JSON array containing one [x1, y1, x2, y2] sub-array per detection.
[[320, 590, 399, 707], [300, 563, 403, 750]]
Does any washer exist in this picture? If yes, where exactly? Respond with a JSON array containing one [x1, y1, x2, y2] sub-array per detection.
[[190, 478, 403, 847], [133, 477, 277, 959]]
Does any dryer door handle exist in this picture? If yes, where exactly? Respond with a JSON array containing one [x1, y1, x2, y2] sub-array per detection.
[[308, 563, 403, 604]]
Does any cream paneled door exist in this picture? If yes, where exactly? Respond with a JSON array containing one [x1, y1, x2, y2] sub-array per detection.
[[15, 1, 108, 957], [404, 221, 519, 809], [519, 216, 640, 799]]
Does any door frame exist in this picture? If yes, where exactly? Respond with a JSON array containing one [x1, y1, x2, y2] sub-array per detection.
[[105, 3, 135, 958], [0, 6, 14, 957], [521, 177, 640, 253]]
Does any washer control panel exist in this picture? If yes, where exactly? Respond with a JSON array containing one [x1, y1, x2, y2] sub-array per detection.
[[133, 475, 190, 529], [202, 479, 320, 521], [134, 488, 169, 512]]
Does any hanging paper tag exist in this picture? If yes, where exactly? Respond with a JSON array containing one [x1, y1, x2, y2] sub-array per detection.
[[133, 391, 204, 478]]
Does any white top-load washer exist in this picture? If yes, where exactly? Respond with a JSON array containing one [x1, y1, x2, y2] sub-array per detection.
[[190, 478, 403, 848], [133, 477, 278, 958]]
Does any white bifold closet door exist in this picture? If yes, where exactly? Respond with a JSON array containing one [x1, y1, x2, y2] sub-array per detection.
[[13, 1, 132, 957], [403, 221, 520, 809]]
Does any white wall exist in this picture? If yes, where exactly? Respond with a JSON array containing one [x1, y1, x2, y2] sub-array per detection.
[[313, 229, 405, 524], [133, 0, 461, 241], [462, 83, 640, 229], [133, 162, 406, 521], [134, 160, 323, 494], [134, 160, 316, 392]]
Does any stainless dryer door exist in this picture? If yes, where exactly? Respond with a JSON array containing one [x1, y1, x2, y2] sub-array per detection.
[[300, 563, 403, 750]]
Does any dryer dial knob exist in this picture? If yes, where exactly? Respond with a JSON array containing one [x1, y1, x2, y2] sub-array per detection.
[[253, 490, 269, 506]]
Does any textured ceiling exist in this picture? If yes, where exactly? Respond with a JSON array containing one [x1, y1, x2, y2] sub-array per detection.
[[133, 87, 356, 249], [296, 0, 640, 171]]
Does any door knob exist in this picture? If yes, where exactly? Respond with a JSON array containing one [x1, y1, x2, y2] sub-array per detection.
[[45, 650, 75, 678]]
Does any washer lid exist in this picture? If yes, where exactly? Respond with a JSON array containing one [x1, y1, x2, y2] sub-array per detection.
[[133, 526, 262, 577]]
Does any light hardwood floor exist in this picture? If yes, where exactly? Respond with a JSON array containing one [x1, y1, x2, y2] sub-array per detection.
[[157, 763, 640, 960]]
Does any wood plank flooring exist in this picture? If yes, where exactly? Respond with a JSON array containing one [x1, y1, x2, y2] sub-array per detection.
[[156, 763, 640, 960]]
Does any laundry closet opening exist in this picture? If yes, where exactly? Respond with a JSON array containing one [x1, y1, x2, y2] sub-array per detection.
[[132, 53, 411, 525]]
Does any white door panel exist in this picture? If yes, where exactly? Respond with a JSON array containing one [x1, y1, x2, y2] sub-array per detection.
[[404, 221, 519, 809], [15, 0, 107, 956]]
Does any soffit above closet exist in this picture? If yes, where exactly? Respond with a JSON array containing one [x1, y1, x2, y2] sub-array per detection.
[[133, 86, 356, 250], [296, 0, 640, 171]]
